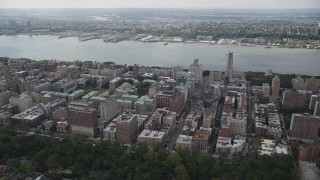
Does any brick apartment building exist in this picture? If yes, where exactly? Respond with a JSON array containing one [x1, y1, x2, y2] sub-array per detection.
[[68, 101, 97, 137], [290, 113, 320, 141], [299, 140, 320, 161], [116, 114, 138, 145]]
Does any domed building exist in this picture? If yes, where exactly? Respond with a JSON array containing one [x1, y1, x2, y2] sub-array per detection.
[[115, 82, 137, 96], [133, 79, 140, 87]]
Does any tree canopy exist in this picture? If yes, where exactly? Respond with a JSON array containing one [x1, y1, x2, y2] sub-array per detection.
[[0, 127, 297, 179]]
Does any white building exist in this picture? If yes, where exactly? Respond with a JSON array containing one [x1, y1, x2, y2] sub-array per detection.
[[176, 135, 193, 150], [100, 95, 119, 124], [137, 129, 166, 147], [215, 136, 246, 156], [292, 75, 307, 91], [9, 93, 33, 113], [103, 122, 116, 141], [259, 139, 288, 155], [262, 83, 270, 97], [189, 59, 203, 81]]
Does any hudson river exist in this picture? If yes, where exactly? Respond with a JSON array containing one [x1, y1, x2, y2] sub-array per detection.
[[0, 35, 319, 75]]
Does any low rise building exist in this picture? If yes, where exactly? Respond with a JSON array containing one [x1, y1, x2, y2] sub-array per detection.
[[117, 99, 133, 113], [32, 82, 51, 93], [175, 135, 193, 151], [134, 95, 157, 115], [0, 111, 12, 126], [56, 120, 68, 133], [259, 139, 288, 155], [52, 107, 68, 121], [109, 77, 122, 91], [103, 122, 116, 141], [42, 120, 55, 132], [115, 82, 137, 96], [136, 114, 149, 132], [82, 91, 99, 101], [137, 129, 166, 147], [215, 136, 246, 156], [68, 90, 85, 101], [52, 78, 77, 93], [0, 91, 10, 106], [11, 104, 46, 124], [9, 93, 33, 113], [192, 129, 210, 153], [299, 161, 320, 180]]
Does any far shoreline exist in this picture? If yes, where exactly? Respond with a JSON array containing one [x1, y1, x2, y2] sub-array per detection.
[[1, 34, 319, 50]]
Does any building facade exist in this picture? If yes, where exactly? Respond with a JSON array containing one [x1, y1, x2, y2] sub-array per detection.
[[116, 114, 138, 145], [272, 75, 280, 98], [290, 113, 320, 141], [189, 59, 203, 81], [68, 102, 98, 137]]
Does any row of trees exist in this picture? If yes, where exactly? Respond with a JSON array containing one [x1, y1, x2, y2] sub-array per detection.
[[153, 24, 320, 41], [0, 127, 297, 180], [245, 71, 320, 89]]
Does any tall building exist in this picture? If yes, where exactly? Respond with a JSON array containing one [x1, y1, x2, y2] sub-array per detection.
[[132, 64, 140, 79], [309, 95, 320, 110], [189, 59, 203, 81], [282, 90, 307, 109], [290, 113, 320, 141], [168, 88, 185, 115], [226, 52, 233, 78], [68, 101, 98, 137], [238, 93, 246, 111], [202, 108, 215, 128], [116, 114, 138, 145], [262, 83, 270, 97], [100, 96, 118, 123], [271, 75, 280, 98], [314, 101, 320, 116], [299, 140, 320, 161]]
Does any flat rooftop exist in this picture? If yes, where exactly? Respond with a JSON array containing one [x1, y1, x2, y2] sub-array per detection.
[[193, 130, 210, 141], [139, 129, 165, 139]]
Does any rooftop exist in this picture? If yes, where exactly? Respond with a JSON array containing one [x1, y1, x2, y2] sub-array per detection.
[[138, 129, 165, 139], [176, 135, 193, 144], [110, 77, 122, 83], [68, 89, 85, 97], [82, 91, 98, 99], [193, 129, 210, 141]]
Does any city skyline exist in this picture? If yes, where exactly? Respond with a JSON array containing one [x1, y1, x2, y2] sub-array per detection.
[[1, 0, 320, 9]]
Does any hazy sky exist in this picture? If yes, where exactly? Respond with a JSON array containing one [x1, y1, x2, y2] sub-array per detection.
[[0, 0, 319, 9]]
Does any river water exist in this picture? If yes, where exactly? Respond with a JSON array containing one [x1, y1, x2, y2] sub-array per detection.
[[0, 35, 319, 75]]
